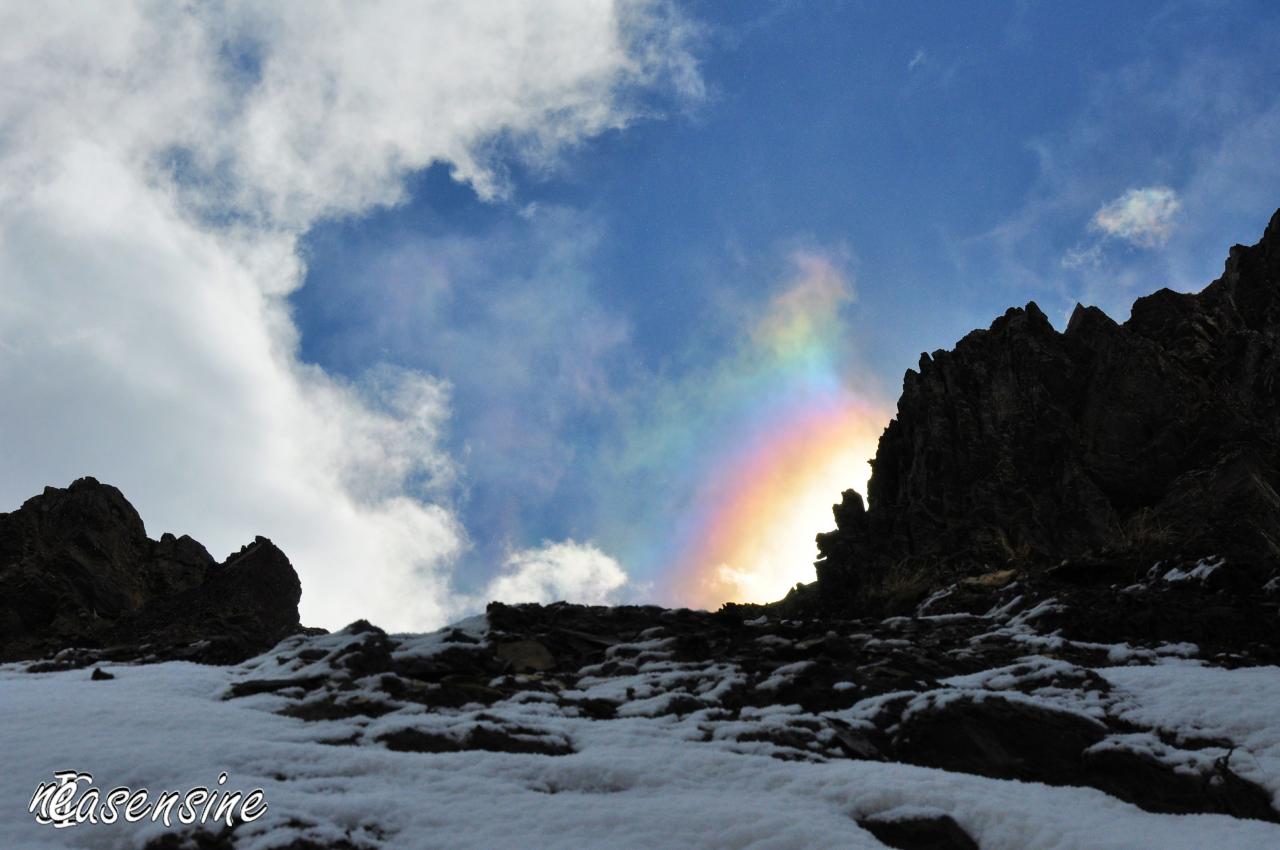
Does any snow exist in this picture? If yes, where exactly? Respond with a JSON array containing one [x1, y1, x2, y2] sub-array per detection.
[[963, 593, 1197, 667], [755, 661, 815, 692], [5, 625, 1280, 849], [1160, 557, 1224, 584], [943, 656, 1087, 691], [1084, 733, 1225, 778], [1101, 664, 1280, 806], [914, 585, 955, 616]]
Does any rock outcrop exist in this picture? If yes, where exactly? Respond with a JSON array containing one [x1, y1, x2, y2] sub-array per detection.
[[814, 208, 1280, 613], [0, 477, 304, 663]]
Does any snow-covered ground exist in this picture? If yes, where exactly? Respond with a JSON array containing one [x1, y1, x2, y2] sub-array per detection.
[[5, 612, 1280, 850]]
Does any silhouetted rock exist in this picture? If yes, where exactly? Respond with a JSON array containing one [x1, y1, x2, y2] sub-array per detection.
[[0, 477, 304, 663], [815, 208, 1280, 614]]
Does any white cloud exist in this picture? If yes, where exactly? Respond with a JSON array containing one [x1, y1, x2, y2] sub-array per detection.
[[484, 541, 629, 606], [1060, 241, 1103, 270], [0, 1, 699, 630], [1090, 186, 1182, 247], [908, 49, 927, 71]]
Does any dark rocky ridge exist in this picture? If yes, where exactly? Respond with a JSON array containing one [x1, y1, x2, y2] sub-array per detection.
[[812, 208, 1280, 615], [0, 477, 305, 663]]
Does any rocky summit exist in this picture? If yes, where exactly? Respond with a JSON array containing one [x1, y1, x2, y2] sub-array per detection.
[[813, 208, 1280, 616], [0, 477, 304, 664]]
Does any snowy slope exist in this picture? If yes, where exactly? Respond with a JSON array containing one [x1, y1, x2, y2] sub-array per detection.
[[5, 604, 1280, 850]]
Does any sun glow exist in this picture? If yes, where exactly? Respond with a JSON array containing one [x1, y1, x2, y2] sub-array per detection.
[[668, 403, 884, 609]]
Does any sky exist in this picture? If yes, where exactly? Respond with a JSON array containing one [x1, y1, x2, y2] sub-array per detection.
[[2, 1, 1279, 631]]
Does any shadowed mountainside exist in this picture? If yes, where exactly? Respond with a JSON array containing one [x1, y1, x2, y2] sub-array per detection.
[[810, 208, 1280, 615], [0, 477, 304, 663]]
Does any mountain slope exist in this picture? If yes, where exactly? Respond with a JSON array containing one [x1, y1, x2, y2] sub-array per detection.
[[6, 602, 1280, 849], [814, 209, 1280, 615]]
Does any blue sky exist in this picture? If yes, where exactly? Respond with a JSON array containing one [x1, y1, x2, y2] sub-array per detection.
[[293, 1, 1280, 598], [4, 1, 1279, 628]]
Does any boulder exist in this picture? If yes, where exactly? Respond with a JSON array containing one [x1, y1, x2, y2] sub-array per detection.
[[857, 813, 979, 850]]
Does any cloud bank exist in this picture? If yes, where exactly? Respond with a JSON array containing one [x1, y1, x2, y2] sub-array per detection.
[[0, 1, 699, 630]]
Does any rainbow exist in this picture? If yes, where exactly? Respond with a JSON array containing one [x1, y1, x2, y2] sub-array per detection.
[[628, 251, 891, 609], [659, 387, 885, 609]]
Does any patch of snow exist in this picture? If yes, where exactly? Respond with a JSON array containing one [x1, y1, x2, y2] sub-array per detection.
[[1101, 664, 1280, 806], [1009, 598, 1063, 627], [984, 594, 1025, 620], [1161, 557, 1223, 584], [756, 661, 816, 692], [862, 638, 911, 650], [915, 586, 955, 616], [916, 612, 979, 624], [1085, 733, 1226, 778]]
